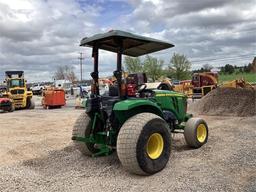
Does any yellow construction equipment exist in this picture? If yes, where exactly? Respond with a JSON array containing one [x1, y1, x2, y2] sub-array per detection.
[[145, 79, 193, 97], [173, 80, 193, 97], [221, 78, 254, 89], [4, 71, 35, 109]]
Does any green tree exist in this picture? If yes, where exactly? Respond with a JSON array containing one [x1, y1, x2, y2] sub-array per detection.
[[224, 64, 235, 74], [124, 56, 143, 73], [169, 53, 191, 80], [144, 55, 164, 81]]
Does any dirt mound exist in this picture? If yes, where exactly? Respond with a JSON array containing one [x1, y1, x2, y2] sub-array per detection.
[[190, 87, 256, 116]]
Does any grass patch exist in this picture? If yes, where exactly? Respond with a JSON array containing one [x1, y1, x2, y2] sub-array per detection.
[[219, 73, 256, 83]]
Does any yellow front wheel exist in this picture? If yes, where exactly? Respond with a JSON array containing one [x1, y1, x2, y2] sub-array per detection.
[[117, 113, 171, 175], [196, 124, 207, 143], [184, 118, 208, 148], [146, 133, 164, 159]]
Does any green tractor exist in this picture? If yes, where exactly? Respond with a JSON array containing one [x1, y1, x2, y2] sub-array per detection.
[[72, 30, 208, 175]]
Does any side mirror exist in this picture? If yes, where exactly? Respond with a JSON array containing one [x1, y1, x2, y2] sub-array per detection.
[[3, 80, 6, 83]]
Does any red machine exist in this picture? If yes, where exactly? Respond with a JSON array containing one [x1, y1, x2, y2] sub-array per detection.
[[0, 87, 14, 112], [42, 88, 66, 109], [192, 72, 218, 99], [126, 73, 147, 97], [192, 72, 218, 87], [0, 98, 14, 112]]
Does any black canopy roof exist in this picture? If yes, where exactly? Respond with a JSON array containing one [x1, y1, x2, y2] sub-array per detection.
[[5, 71, 24, 78], [80, 30, 174, 57]]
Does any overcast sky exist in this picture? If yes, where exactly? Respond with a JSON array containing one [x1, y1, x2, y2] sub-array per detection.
[[0, 0, 255, 82]]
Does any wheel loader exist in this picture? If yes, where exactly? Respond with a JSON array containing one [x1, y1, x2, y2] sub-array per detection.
[[3, 71, 35, 109], [72, 30, 208, 175]]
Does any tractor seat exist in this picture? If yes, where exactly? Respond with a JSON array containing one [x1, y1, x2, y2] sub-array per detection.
[[108, 85, 119, 96], [101, 95, 120, 115]]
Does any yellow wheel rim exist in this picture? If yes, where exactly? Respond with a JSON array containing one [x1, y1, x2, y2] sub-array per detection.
[[146, 133, 164, 159], [197, 124, 207, 143]]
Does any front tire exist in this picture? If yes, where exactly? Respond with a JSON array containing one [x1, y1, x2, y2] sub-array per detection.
[[26, 98, 35, 109], [29, 99, 35, 109], [8, 103, 15, 112], [184, 118, 208, 148], [117, 113, 171, 175], [72, 112, 99, 156]]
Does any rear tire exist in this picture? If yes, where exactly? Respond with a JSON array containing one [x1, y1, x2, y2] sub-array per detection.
[[117, 113, 171, 175], [184, 118, 208, 148], [72, 112, 99, 156]]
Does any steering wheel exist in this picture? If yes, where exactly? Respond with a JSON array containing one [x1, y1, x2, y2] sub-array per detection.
[[137, 84, 147, 93]]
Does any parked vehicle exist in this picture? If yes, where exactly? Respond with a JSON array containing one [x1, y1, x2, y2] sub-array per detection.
[[31, 83, 45, 95], [72, 30, 209, 175], [3, 71, 35, 109], [54, 79, 72, 93]]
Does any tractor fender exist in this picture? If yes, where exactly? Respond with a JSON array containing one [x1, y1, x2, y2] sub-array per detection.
[[113, 99, 163, 126], [162, 110, 177, 122]]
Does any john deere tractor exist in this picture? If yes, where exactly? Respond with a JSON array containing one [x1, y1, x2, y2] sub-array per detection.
[[4, 71, 35, 109], [72, 30, 208, 175]]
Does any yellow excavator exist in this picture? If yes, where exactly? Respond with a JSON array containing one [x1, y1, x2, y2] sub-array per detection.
[[3, 71, 35, 109]]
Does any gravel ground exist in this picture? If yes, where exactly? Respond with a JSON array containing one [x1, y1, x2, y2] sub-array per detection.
[[0, 97, 255, 192]]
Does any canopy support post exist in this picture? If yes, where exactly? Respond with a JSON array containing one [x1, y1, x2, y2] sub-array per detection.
[[114, 38, 123, 98], [91, 44, 100, 96]]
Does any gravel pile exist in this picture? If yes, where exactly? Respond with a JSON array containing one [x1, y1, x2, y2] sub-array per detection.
[[190, 87, 256, 116]]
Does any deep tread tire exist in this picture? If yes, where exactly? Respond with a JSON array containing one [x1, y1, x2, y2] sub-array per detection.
[[26, 98, 35, 109], [184, 118, 208, 148], [8, 104, 15, 112], [29, 99, 35, 109], [72, 112, 99, 156], [117, 113, 171, 175]]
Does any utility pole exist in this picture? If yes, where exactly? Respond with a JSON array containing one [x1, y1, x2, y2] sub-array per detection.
[[78, 52, 84, 81]]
